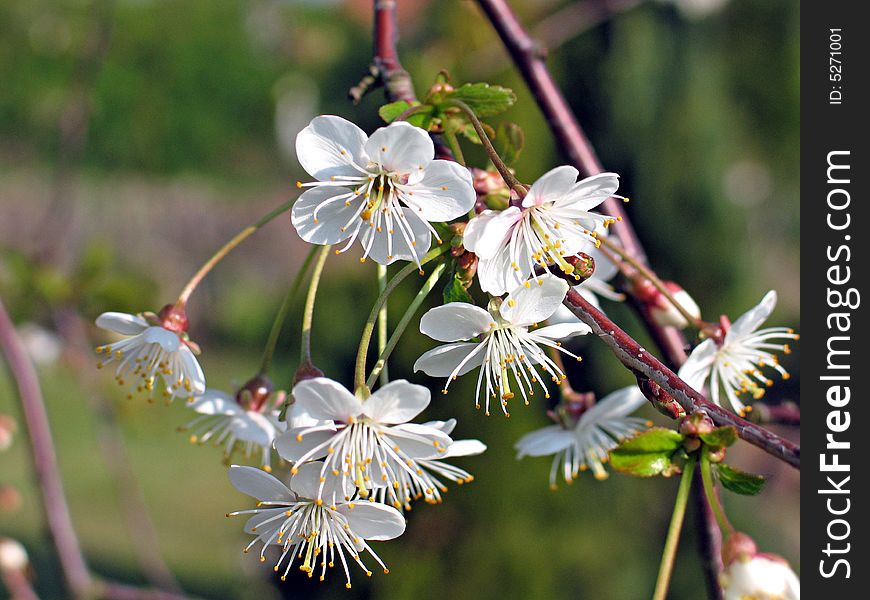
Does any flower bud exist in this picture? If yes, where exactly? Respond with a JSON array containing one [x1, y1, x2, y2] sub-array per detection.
[[292, 362, 325, 386], [157, 303, 189, 334], [0, 415, 16, 452], [679, 411, 715, 436], [237, 374, 273, 412], [634, 280, 701, 329], [720, 533, 800, 600], [0, 538, 28, 573]]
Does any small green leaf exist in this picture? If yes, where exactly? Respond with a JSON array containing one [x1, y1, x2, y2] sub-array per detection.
[[379, 101, 413, 123], [493, 122, 525, 166], [447, 83, 516, 117], [378, 101, 433, 128], [610, 428, 685, 477], [699, 426, 738, 448], [717, 463, 766, 495], [443, 274, 474, 305]]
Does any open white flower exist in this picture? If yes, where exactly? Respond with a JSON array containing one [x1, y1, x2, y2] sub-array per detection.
[[373, 419, 486, 510], [514, 386, 648, 488], [678, 291, 799, 415], [95, 311, 205, 402], [181, 388, 286, 471], [274, 378, 453, 500], [463, 166, 621, 295], [414, 275, 590, 415], [292, 115, 475, 266], [227, 463, 405, 588]]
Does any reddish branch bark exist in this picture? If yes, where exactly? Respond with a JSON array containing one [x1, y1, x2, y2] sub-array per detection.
[[565, 289, 800, 468]]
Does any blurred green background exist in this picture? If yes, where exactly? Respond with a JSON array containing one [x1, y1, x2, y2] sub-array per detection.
[[1, 0, 798, 599]]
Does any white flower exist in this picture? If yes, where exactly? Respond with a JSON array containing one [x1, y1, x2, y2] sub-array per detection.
[[414, 276, 590, 416], [372, 418, 486, 510], [291, 115, 475, 266], [181, 388, 288, 471], [95, 311, 205, 402], [463, 166, 621, 295], [721, 555, 800, 600], [273, 378, 453, 501], [514, 386, 648, 488], [227, 463, 405, 588], [678, 291, 799, 415]]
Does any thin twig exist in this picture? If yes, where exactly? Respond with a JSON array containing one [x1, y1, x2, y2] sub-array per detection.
[[563, 289, 800, 468], [0, 297, 92, 598]]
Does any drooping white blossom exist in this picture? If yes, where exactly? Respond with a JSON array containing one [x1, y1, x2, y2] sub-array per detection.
[[514, 386, 648, 488], [721, 555, 800, 600], [414, 275, 590, 415], [678, 291, 799, 415], [463, 166, 621, 295], [95, 311, 205, 402], [227, 463, 405, 588], [292, 115, 476, 267], [273, 377, 453, 501]]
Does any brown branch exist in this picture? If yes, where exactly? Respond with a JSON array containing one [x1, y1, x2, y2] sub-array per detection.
[[370, 0, 416, 103], [564, 289, 800, 468], [0, 297, 92, 598]]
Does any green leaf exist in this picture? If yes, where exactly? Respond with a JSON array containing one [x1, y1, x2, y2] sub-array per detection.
[[447, 83, 516, 117], [717, 463, 766, 495], [610, 428, 685, 477], [443, 274, 474, 305], [493, 122, 525, 166], [379, 101, 413, 123], [699, 426, 738, 448], [378, 101, 433, 128]]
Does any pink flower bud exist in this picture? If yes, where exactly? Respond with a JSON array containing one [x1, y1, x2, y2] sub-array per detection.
[[720, 533, 800, 599]]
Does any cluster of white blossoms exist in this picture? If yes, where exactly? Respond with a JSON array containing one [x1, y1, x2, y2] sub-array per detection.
[[229, 377, 485, 586], [678, 291, 800, 415]]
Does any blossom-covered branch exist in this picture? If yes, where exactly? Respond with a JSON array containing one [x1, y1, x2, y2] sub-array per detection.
[[563, 289, 800, 468]]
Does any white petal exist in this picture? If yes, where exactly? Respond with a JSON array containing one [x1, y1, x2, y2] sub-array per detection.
[[365, 121, 433, 176], [273, 426, 335, 463], [292, 377, 362, 421], [188, 389, 241, 415], [141, 326, 181, 352], [475, 243, 520, 296], [289, 461, 351, 501], [514, 425, 575, 458], [244, 507, 287, 542], [678, 339, 717, 392], [337, 501, 406, 541], [359, 209, 430, 265], [178, 345, 206, 395], [463, 207, 522, 260], [95, 312, 149, 335], [533, 322, 591, 339], [442, 439, 487, 458], [553, 172, 620, 210], [296, 115, 368, 180], [727, 290, 777, 340], [285, 402, 328, 429], [419, 303, 493, 342], [399, 160, 475, 222], [500, 276, 569, 326], [423, 418, 457, 434], [363, 380, 430, 424], [413, 342, 484, 377], [581, 386, 646, 424], [228, 465, 293, 502], [522, 165, 579, 208], [291, 187, 358, 245], [383, 423, 453, 459], [231, 412, 277, 446]]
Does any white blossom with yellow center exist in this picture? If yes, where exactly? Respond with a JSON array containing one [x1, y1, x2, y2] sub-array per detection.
[[227, 463, 405, 588], [292, 115, 476, 267], [678, 291, 799, 415], [463, 166, 622, 295], [95, 312, 205, 402], [414, 275, 590, 416]]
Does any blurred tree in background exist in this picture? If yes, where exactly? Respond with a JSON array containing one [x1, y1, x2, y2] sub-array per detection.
[[1, 0, 798, 598]]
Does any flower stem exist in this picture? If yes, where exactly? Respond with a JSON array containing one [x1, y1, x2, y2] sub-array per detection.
[[367, 262, 446, 389], [176, 198, 295, 306], [445, 99, 525, 195], [444, 130, 466, 166], [652, 454, 696, 600], [258, 245, 320, 375], [354, 245, 450, 394], [300, 245, 331, 367], [700, 451, 735, 536], [598, 236, 704, 329], [377, 264, 390, 386]]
